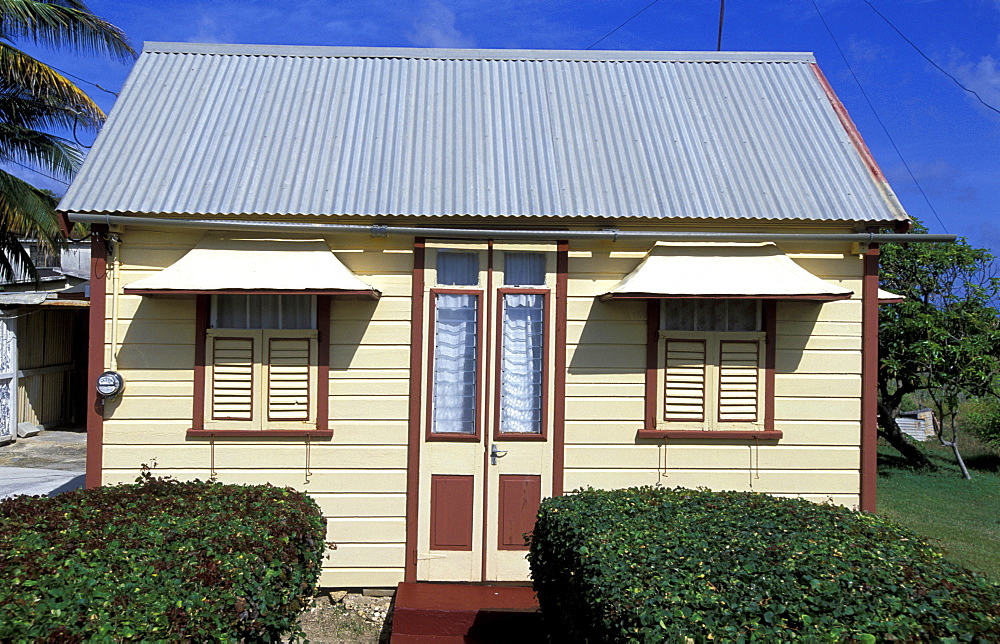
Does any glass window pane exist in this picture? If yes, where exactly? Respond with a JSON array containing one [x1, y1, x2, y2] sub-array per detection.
[[663, 300, 695, 331], [214, 294, 313, 329], [279, 295, 312, 329], [501, 293, 544, 434], [215, 294, 248, 328], [504, 252, 546, 286], [432, 293, 478, 434], [697, 300, 727, 331], [437, 252, 478, 286], [726, 300, 759, 331], [253, 294, 280, 329]]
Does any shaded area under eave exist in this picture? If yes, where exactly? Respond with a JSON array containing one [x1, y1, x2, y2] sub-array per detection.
[[600, 242, 853, 301], [122, 234, 380, 298]]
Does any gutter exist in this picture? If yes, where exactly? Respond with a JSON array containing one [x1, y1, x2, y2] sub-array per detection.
[[66, 213, 956, 244]]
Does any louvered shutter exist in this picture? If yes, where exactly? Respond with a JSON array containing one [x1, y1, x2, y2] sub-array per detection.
[[718, 340, 759, 422], [210, 335, 255, 420], [266, 334, 312, 421], [663, 339, 706, 421]]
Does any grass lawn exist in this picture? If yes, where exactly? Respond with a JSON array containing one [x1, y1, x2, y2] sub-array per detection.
[[877, 435, 1000, 581]]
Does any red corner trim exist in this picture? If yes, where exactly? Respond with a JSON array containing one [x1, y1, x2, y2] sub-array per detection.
[[85, 226, 108, 489], [860, 245, 880, 512], [404, 238, 425, 583], [552, 241, 568, 496]]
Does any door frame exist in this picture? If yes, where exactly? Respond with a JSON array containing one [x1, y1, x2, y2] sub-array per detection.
[[403, 238, 568, 583]]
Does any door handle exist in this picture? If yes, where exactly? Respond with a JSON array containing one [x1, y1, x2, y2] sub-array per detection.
[[490, 443, 508, 465]]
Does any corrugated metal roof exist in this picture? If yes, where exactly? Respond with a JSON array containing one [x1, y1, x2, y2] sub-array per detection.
[[59, 43, 908, 223]]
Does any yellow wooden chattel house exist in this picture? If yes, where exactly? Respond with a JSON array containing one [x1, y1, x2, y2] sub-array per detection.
[[59, 43, 936, 587]]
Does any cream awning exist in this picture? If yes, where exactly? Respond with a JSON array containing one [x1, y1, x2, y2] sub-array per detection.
[[878, 288, 904, 304], [600, 242, 852, 301], [124, 235, 380, 298]]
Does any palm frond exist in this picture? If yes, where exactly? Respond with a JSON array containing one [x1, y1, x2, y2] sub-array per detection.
[[0, 89, 85, 131], [0, 121, 81, 177], [0, 167, 60, 247], [0, 43, 103, 127], [0, 0, 136, 63], [0, 227, 36, 282]]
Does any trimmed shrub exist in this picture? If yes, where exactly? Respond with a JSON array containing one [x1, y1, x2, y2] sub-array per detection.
[[528, 487, 1000, 642], [0, 473, 326, 642]]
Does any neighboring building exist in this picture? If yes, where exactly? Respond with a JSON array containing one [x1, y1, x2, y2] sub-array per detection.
[[0, 241, 90, 442], [59, 43, 918, 587], [897, 408, 937, 441]]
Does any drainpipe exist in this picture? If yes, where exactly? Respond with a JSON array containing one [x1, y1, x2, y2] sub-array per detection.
[[66, 213, 956, 244]]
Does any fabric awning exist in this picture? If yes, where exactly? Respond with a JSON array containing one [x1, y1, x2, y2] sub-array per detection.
[[124, 235, 380, 298], [878, 288, 904, 304], [600, 242, 853, 301]]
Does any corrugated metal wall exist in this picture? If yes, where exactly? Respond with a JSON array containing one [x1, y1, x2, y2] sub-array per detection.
[[17, 309, 82, 429]]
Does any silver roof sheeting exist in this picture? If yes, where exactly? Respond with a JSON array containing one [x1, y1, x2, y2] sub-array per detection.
[[59, 43, 908, 223]]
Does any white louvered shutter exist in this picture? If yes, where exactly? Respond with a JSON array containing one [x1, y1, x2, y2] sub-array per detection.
[[210, 335, 255, 421], [663, 339, 706, 421], [718, 340, 760, 422], [266, 334, 313, 422]]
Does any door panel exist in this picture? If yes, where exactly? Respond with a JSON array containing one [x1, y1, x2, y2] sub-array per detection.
[[497, 475, 541, 550], [430, 475, 475, 550]]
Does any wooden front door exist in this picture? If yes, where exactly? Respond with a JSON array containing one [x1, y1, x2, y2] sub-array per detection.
[[416, 242, 556, 582]]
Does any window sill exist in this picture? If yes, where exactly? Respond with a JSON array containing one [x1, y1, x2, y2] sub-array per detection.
[[426, 433, 482, 442], [187, 429, 333, 439], [636, 429, 783, 440]]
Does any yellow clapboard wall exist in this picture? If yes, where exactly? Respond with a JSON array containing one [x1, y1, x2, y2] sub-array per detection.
[[100, 226, 867, 587]]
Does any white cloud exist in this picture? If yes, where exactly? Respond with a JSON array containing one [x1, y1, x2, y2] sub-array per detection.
[[187, 13, 235, 43], [887, 159, 977, 203], [951, 54, 1000, 114], [407, 1, 476, 49]]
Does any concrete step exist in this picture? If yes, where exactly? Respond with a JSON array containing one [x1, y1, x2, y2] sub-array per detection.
[[391, 582, 544, 643]]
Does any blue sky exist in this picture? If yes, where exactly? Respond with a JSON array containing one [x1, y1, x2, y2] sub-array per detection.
[[14, 0, 1000, 254]]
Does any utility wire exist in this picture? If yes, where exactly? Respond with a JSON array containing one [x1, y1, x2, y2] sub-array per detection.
[[587, 0, 663, 50], [47, 64, 119, 97], [4, 159, 70, 186], [861, 0, 999, 116], [810, 0, 948, 233], [716, 0, 726, 51]]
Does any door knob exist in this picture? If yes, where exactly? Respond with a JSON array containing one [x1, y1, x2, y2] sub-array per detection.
[[490, 443, 508, 465]]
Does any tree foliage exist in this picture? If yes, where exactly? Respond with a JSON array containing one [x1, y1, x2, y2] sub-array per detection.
[[878, 220, 1000, 473], [0, 0, 134, 282]]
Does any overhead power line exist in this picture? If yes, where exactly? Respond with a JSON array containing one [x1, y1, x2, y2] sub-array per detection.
[[716, 0, 726, 51], [587, 0, 663, 50], [4, 160, 70, 186], [810, 0, 948, 233], [861, 0, 999, 116], [48, 64, 119, 97]]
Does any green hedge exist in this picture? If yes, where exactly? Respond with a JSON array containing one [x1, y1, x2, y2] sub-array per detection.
[[528, 487, 1000, 642], [0, 473, 326, 642]]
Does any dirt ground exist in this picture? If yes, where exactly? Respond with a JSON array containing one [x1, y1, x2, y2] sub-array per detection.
[[297, 591, 392, 643], [0, 428, 86, 470]]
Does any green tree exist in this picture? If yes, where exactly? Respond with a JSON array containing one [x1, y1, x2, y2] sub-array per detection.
[[0, 0, 134, 282], [878, 221, 1000, 476]]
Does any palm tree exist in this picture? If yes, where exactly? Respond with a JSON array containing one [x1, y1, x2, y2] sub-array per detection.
[[0, 0, 134, 282]]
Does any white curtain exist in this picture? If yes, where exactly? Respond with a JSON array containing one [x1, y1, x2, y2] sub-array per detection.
[[500, 293, 544, 434], [432, 293, 478, 434], [215, 294, 312, 329], [504, 252, 546, 286]]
